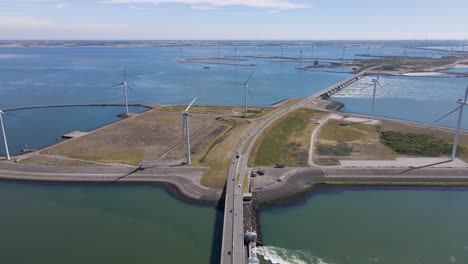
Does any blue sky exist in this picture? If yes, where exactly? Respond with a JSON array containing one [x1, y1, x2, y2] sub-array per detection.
[[0, 0, 467, 40]]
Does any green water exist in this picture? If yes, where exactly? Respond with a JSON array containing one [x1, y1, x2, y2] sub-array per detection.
[[0, 181, 218, 264], [259, 187, 468, 264]]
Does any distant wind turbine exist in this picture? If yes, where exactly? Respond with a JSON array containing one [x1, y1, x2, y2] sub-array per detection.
[[281, 47, 284, 57], [235, 47, 238, 66], [311, 46, 315, 58], [182, 97, 197, 165], [233, 71, 255, 118], [434, 83, 468, 161], [342, 47, 347, 60], [360, 70, 384, 121], [367, 46, 370, 56], [299, 48, 303, 70], [0, 109, 23, 160], [111, 66, 136, 116]]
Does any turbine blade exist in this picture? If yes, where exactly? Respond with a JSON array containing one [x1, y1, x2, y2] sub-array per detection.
[[127, 85, 137, 95], [111, 83, 122, 88], [359, 83, 375, 91], [247, 88, 253, 98], [464, 82, 468, 101], [244, 71, 255, 85], [122, 66, 127, 82], [231, 82, 244, 85], [185, 97, 198, 112], [434, 106, 462, 123], [5, 112, 24, 119], [377, 82, 384, 89]]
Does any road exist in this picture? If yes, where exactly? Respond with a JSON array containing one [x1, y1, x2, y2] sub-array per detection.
[[219, 72, 369, 264]]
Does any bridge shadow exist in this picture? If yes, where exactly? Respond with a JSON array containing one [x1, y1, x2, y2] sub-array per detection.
[[209, 181, 227, 264]]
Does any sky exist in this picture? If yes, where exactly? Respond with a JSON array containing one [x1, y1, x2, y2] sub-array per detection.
[[0, 0, 467, 40]]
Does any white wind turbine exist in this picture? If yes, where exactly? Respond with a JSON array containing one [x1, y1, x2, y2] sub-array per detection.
[[342, 47, 347, 60], [111, 66, 136, 116], [234, 47, 239, 66], [434, 83, 468, 161], [0, 109, 23, 161], [299, 48, 303, 70], [182, 97, 197, 165], [233, 71, 255, 118], [360, 70, 384, 121]]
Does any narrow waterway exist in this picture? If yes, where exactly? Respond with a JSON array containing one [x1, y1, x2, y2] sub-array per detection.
[[0, 181, 219, 264], [259, 186, 468, 264]]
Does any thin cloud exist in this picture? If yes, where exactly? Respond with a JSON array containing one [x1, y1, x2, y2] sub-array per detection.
[[54, 3, 66, 8], [129, 5, 153, 10], [190, 5, 217, 10], [97, 0, 311, 10]]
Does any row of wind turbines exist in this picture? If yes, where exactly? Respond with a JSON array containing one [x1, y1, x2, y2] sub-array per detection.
[[1, 62, 467, 166], [0, 64, 256, 166]]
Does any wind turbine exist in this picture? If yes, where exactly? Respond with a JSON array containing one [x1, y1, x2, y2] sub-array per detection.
[[233, 71, 255, 118], [360, 70, 384, 121], [299, 48, 303, 70], [111, 66, 136, 116], [182, 97, 197, 165], [367, 46, 370, 56], [0, 109, 22, 161], [342, 47, 347, 60], [0, 110, 10, 160], [281, 47, 284, 57], [234, 47, 238, 66], [434, 83, 468, 161], [311, 46, 315, 58]]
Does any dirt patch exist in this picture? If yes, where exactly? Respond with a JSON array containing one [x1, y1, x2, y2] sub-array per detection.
[[315, 119, 395, 165], [42, 110, 210, 166]]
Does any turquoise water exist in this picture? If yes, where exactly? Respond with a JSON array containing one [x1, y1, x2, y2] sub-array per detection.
[[331, 75, 468, 130], [0, 106, 147, 156], [259, 187, 468, 264], [0, 181, 219, 264]]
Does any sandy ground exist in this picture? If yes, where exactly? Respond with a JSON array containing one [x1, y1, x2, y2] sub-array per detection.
[[402, 72, 448, 76], [340, 158, 468, 168], [39, 110, 215, 166], [329, 114, 381, 125]]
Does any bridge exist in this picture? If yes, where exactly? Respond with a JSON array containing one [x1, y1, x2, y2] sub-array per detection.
[[220, 70, 372, 263]]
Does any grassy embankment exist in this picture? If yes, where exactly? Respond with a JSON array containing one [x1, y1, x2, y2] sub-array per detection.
[[196, 117, 255, 189], [249, 108, 325, 167]]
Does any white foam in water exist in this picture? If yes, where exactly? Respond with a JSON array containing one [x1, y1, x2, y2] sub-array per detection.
[[257, 246, 335, 264]]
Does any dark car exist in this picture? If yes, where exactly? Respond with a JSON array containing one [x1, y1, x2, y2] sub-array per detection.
[[275, 163, 285, 168]]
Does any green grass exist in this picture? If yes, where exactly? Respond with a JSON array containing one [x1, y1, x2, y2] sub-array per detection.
[[200, 160, 230, 189], [250, 108, 316, 166], [320, 120, 366, 142], [380, 131, 465, 157]]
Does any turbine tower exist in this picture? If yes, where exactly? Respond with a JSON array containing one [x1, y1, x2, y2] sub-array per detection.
[[234, 71, 255, 118], [360, 70, 384, 121], [182, 97, 197, 165], [434, 83, 468, 160], [299, 48, 303, 70], [0, 110, 10, 160], [234, 47, 238, 66], [111, 66, 136, 116], [0, 109, 22, 161]]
